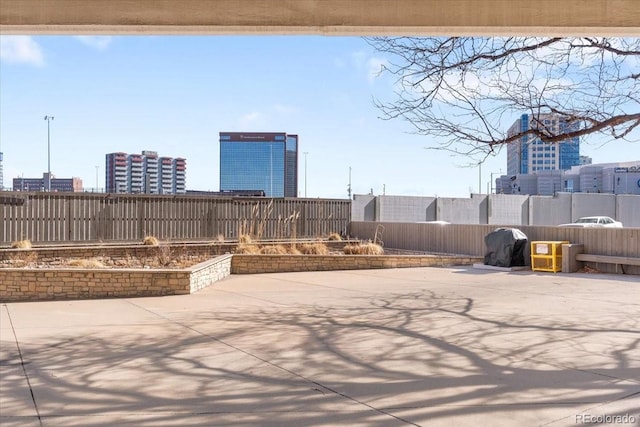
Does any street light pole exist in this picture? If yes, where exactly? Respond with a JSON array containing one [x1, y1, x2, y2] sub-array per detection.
[[303, 151, 308, 198], [44, 115, 54, 191]]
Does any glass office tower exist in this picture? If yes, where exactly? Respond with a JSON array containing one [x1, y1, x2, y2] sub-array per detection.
[[506, 113, 580, 176], [219, 132, 298, 198]]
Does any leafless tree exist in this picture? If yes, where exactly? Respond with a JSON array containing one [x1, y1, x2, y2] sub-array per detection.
[[366, 37, 640, 161]]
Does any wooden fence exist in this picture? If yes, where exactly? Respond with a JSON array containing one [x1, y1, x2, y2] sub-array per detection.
[[0, 192, 350, 244], [349, 221, 640, 274]]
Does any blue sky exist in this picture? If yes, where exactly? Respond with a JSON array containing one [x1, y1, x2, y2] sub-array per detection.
[[0, 35, 636, 198]]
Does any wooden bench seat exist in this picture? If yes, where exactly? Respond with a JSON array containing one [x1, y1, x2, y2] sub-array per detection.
[[575, 254, 640, 266], [575, 253, 640, 274]]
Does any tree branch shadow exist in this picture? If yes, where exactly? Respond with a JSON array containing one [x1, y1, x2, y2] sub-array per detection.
[[2, 288, 639, 426]]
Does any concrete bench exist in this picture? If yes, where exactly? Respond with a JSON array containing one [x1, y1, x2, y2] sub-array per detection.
[[562, 243, 640, 274]]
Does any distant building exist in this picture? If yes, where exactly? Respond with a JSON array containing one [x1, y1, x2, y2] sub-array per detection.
[[143, 150, 159, 194], [185, 189, 265, 197], [496, 161, 640, 195], [12, 173, 83, 192], [0, 151, 3, 190], [219, 132, 298, 197], [506, 113, 581, 176], [580, 155, 593, 165], [106, 151, 186, 194]]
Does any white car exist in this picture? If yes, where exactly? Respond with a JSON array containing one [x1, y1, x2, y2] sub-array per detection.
[[558, 216, 623, 228]]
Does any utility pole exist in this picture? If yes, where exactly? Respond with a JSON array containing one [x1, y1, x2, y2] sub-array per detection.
[[44, 115, 54, 191], [303, 151, 308, 198]]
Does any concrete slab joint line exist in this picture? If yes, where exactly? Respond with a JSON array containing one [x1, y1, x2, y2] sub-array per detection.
[[2, 267, 640, 425]]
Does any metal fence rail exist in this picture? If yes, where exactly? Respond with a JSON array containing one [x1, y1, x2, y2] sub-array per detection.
[[0, 192, 350, 244]]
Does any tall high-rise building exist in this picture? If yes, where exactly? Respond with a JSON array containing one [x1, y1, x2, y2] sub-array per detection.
[[219, 132, 298, 197], [106, 152, 128, 193], [173, 157, 186, 194], [142, 150, 159, 194], [506, 113, 580, 176], [0, 151, 4, 190], [129, 153, 144, 194], [105, 151, 187, 194]]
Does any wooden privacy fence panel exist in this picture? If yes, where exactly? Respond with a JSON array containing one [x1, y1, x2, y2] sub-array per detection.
[[0, 192, 350, 244], [349, 222, 640, 258]]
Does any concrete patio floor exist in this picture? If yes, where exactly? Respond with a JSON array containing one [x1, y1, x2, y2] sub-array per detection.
[[1, 267, 639, 426]]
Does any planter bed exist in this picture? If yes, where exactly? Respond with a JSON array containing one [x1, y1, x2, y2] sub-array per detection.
[[232, 254, 482, 274], [0, 241, 482, 302], [0, 255, 232, 303]]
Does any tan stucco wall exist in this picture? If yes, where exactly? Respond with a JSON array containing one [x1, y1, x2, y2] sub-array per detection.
[[2, 0, 638, 35]]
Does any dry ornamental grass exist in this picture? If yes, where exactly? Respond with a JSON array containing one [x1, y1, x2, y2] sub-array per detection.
[[298, 242, 330, 255], [343, 242, 384, 255], [142, 236, 160, 246], [235, 244, 261, 254], [259, 245, 289, 255], [11, 239, 32, 249], [67, 258, 106, 268], [327, 233, 342, 241], [238, 234, 253, 244]]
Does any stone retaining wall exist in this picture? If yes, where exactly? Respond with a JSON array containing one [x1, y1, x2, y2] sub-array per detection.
[[0, 241, 352, 264], [232, 254, 482, 274], [0, 255, 232, 302], [0, 251, 480, 302], [189, 255, 232, 293]]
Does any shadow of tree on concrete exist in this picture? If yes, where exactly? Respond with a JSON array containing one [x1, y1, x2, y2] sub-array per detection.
[[2, 288, 639, 426]]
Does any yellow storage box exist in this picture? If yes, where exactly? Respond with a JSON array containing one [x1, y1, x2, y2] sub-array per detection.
[[530, 241, 568, 273]]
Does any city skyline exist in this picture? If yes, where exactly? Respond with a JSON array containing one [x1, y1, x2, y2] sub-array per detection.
[[1, 35, 637, 198]]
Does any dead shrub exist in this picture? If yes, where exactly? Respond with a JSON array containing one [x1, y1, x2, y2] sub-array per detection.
[[9, 251, 38, 267], [67, 258, 106, 268], [235, 244, 261, 254], [239, 234, 253, 244], [327, 233, 342, 241], [298, 242, 329, 255], [259, 245, 289, 255], [11, 239, 32, 249], [343, 242, 384, 255], [142, 236, 159, 246], [156, 245, 173, 266], [288, 246, 302, 255]]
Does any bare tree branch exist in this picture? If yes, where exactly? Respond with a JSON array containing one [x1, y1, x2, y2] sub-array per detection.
[[366, 37, 640, 162]]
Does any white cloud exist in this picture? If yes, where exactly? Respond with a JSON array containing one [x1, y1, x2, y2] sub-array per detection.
[[273, 104, 298, 114], [350, 50, 388, 84], [0, 36, 44, 66], [333, 57, 346, 68], [238, 112, 267, 128], [350, 51, 367, 68], [74, 36, 113, 50]]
